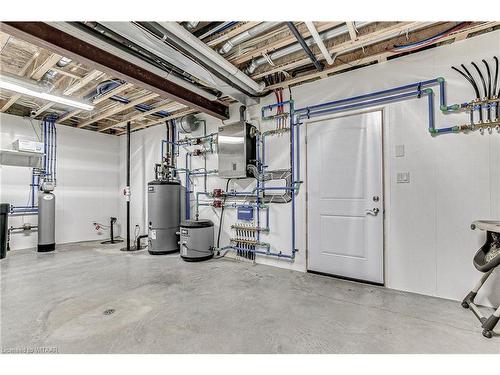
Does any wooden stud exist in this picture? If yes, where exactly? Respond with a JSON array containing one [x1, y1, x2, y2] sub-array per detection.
[[77, 92, 158, 128], [30, 53, 61, 80], [1, 95, 20, 112], [99, 100, 185, 132]]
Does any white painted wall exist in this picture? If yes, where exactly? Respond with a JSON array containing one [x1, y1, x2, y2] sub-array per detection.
[[122, 30, 500, 307], [0, 113, 121, 249]]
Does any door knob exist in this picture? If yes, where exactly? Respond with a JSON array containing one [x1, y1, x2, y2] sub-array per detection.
[[366, 208, 379, 216]]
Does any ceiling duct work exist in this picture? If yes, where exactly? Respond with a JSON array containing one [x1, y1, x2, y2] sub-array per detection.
[[246, 22, 435, 75], [99, 22, 257, 105], [184, 21, 200, 30], [178, 113, 201, 134], [245, 21, 373, 74], [154, 22, 266, 98], [46, 22, 220, 103], [219, 22, 281, 55]]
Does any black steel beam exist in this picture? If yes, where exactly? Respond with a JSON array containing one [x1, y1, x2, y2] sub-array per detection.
[[1, 22, 229, 120]]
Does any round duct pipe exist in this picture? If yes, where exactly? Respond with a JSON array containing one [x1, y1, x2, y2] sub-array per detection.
[[178, 114, 200, 134]]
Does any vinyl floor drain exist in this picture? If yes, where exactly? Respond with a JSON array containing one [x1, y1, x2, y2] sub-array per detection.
[[103, 309, 115, 315]]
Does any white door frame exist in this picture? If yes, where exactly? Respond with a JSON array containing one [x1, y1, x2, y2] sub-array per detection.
[[304, 108, 386, 284]]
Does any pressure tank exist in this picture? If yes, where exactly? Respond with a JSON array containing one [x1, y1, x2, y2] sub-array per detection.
[[179, 219, 214, 262], [147, 180, 181, 255], [38, 191, 55, 252]]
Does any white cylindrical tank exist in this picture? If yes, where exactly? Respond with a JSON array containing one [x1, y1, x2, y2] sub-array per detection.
[[147, 180, 181, 255], [38, 191, 55, 252]]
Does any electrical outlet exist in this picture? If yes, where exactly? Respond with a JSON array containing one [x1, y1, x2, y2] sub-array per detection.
[[396, 172, 410, 183]]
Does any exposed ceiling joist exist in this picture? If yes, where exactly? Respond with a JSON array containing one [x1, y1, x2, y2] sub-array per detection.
[[251, 21, 426, 79], [32, 69, 102, 117], [99, 100, 185, 132], [265, 21, 500, 90], [58, 81, 135, 125], [1, 50, 60, 113], [78, 92, 158, 128], [30, 52, 61, 80], [0, 22, 229, 120], [63, 69, 101, 95], [1, 95, 20, 112]]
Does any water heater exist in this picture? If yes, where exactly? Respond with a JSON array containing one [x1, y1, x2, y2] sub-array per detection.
[[147, 180, 181, 254]]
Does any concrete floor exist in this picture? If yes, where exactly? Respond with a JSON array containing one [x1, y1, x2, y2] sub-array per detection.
[[1, 241, 498, 354]]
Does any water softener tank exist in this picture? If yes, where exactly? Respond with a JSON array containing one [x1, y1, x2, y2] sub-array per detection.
[[179, 219, 214, 262], [38, 190, 55, 252], [147, 180, 181, 255]]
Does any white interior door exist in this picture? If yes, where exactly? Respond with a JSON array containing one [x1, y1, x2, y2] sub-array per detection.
[[307, 110, 384, 284]]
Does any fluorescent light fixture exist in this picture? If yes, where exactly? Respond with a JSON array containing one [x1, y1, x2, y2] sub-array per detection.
[[0, 72, 94, 111]]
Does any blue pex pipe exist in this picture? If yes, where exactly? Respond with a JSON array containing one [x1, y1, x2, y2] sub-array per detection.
[[299, 91, 420, 119], [295, 78, 440, 115], [295, 82, 462, 135]]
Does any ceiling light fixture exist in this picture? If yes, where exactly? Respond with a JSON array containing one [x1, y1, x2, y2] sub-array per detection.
[[0, 72, 94, 111]]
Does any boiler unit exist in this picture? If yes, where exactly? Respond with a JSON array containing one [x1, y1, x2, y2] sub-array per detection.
[[147, 180, 181, 255], [218, 121, 257, 178], [179, 219, 214, 261], [38, 183, 55, 252]]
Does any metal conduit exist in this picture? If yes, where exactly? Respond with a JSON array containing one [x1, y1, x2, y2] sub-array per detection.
[[219, 22, 281, 55]]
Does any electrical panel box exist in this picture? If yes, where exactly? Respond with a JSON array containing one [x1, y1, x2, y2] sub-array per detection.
[[217, 121, 256, 178], [13, 139, 43, 154], [237, 205, 254, 221]]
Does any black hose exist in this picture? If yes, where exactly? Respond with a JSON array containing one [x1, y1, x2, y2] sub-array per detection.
[[460, 65, 479, 96], [452, 66, 480, 98], [494, 57, 499, 96], [471, 62, 487, 98], [482, 59, 492, 121], [216, 178, 232, 249], [482, 60, 492, 98], [460, 64, 483, 122], [494, 56, 499, 119]]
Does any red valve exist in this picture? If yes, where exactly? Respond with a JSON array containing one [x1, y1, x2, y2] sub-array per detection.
[[212, 188, 223, 197], [212, 200, 223, 208]]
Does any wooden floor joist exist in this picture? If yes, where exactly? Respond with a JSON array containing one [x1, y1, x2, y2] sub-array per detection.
[[77, 92, 158, 128], [264, 21, 500, 90], [1, 51, 60, 113], [99, 100, 185, 132]]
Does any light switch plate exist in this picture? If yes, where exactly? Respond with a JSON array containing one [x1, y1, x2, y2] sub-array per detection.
[[395, 144, 405, 157], [396, 172, 410, 183]]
